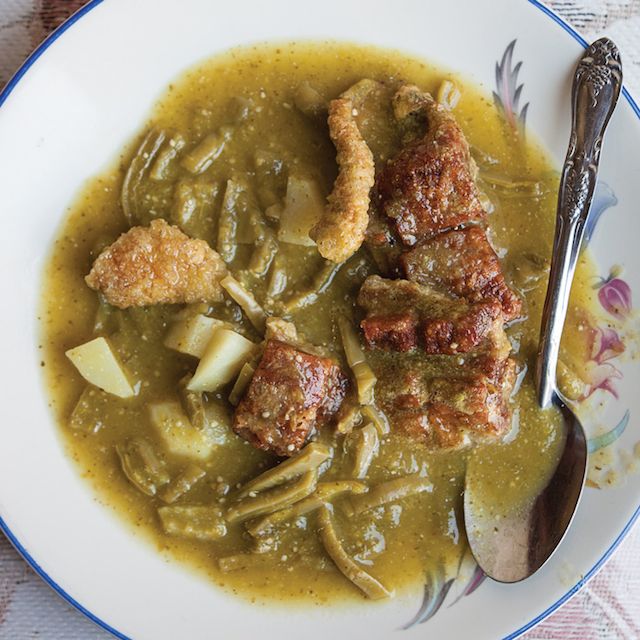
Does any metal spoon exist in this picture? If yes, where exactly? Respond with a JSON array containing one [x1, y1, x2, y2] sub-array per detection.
[[464, 38, 622, 583]]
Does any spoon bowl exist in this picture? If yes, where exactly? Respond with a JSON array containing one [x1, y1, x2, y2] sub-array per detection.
[[464, 37, 622, 583], [465, 399, 587, 583]]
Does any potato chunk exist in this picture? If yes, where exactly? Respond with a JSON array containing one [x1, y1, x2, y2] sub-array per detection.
[[187, 329, 257, 392], [149, 400, 225, 460], [66, 337, 135, 398], [276, 176, 325, 246], [163, 314, 226, 358]]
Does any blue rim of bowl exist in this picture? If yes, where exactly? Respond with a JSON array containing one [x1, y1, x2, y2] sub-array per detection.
[[0, 1, 639, 638]]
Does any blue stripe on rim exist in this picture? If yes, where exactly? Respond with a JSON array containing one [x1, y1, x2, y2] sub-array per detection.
[[0, 0, 104, 109], [0, 514, 128, 640], [0, 1, 638, 639]]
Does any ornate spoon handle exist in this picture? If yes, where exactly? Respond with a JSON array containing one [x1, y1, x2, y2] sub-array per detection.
[[536, 38, 622, 408]]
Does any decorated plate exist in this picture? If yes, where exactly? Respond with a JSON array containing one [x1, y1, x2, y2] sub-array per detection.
[[0, 1, 639, 638]]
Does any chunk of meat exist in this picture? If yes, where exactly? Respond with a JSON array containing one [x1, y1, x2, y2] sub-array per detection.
[[86, 219, 226, 308], [358, 276, 511, 359], [373, 85, 486, 246], [233, 340, 348, 457], [372, 351, 516, 450], [359, 312, 418, 352], [401, 227, 522, 321], [310, 92, 375, 262], [396, 360, 516, 448], [359, 274, 516, 450], [420, 301, 504, 355]]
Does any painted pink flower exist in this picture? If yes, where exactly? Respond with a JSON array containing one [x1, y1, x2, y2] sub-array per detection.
[[578, 320, 626, 402], [597, 277, 632, 320], [583, 361, 623, 399], [590, 327, 625, 364]]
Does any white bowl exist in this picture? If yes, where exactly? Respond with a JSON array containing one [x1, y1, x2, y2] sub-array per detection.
[[1, 1, 639, 638]]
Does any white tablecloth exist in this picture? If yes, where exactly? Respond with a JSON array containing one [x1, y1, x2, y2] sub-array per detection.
[[1, 1, 639, 638]]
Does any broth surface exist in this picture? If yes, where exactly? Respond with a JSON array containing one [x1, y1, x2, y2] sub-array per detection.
[[41, 42, 597, 603]]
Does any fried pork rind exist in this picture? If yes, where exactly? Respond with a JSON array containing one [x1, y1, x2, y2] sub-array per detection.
[[85, 219, 226, 308], [310, 86, 376, 262]]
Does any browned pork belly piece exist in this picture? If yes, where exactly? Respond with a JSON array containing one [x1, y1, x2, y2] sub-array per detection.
[[375, 357, 516, 449], [233, 340, 348, 457], [359, 312, 418, 352], [358, 276, 511, 359], [400, 227, 523, 321], [85, 219, 226, 308], [358, 274, 516, 449], [372, 85, 486, 247], [310, 89, 376, 263]]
